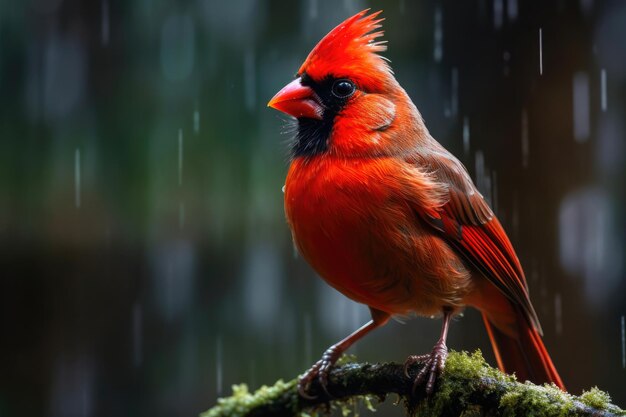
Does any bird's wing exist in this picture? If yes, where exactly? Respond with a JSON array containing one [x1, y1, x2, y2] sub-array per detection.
[[409, 147, 542, 333]]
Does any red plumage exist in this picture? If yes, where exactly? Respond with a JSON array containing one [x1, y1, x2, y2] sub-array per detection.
[[269, 9, 564, 395]]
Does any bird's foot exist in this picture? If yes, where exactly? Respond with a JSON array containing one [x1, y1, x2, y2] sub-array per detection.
[[403, 341, 448, 395], [297, 345, 342, 399]]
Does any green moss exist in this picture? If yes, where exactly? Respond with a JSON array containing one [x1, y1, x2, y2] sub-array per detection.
[[498, 382, 575, 417], [200, 354, 371, 417], [422, 350, 515, 416], [201, 351, 625, 417], [444, 350, 513, 383], [580, 387, 611, 410], [362, 395, 377, 412], [336, 354, 357, 366], [201, 379, 297, 417], [335, 394, 379, 416], [458, 405, 483, 416]]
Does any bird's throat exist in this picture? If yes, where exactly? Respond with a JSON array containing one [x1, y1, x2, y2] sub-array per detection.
[[292, 116, 334, 158]]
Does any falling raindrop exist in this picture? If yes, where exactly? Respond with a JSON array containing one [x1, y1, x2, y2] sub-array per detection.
[[132, 303, 143, 367], [101, 0, 110, 46], [503, 50, 511, 75], [248, 361, 256, 391], [351, 302, 362, 335], [451, 67, 459, 118], [179, 201, 185, 229], [74, 148, 81, 208], [572, 71, 590, 142], [512, 192, 519, 237], [178, 128, 183, 186], [216, 335, 223, 396], [193, 107, 200, 134], [304, 314, 312, 366], [308, 0, 318, 19], [463, 116, 470, 154], [507, 0, 518, 21], [539, 28, 543, 75], [244, 48, 256, 112], [491, 170, 498, 214], [493, 0, 504, 30], [600, 68, 607, 112], [475, 151, 485, 181], [554, 293, 562, 335], [622, 316, 626, 369], [474, 151, 492, 205], [433, 6, 443, 62], [521, 109, 529, 167]]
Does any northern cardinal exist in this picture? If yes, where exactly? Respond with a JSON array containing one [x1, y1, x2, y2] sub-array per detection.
[[268, 10, 564, 396]]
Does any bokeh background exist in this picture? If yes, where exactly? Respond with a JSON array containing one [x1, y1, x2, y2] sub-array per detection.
[[1, 0, 625, 416]]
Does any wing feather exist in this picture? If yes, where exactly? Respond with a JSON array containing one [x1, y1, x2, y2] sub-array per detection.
[[409, 143, 542, 333]]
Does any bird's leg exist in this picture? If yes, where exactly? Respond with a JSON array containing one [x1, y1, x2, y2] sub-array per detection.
[[404, 307, 453, 395], [298, 308, 389, 399]]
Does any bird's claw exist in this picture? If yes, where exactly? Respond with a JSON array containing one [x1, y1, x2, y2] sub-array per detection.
[[297, 361, 321, 399], [297, 346, 341, 399], [404, 342, 448, 395]]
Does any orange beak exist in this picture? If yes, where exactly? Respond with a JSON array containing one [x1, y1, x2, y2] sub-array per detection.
[[267, 78, 323, 120]]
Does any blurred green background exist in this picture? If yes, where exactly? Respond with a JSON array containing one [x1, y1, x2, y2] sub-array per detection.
[[1, 0, 625, 416]]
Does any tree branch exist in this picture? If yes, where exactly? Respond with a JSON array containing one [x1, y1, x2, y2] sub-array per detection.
[[202, 350, 625, 417]]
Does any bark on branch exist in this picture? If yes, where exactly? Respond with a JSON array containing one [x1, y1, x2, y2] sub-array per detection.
[[202, 350, 624, 417]]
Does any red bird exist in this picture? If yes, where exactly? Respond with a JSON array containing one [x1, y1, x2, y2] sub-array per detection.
[[268, 10, 564, 396]]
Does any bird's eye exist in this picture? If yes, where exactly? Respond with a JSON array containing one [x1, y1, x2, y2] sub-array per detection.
[[331, 79, 356, 98]]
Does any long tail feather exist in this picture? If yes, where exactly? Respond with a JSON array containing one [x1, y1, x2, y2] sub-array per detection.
[[482, 310, 565, 389]]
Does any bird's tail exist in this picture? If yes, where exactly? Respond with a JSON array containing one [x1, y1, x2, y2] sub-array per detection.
[[481, 307, 565, 390]]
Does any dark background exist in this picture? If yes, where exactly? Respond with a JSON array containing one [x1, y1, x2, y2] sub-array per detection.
[[1, 0, 625, 416]]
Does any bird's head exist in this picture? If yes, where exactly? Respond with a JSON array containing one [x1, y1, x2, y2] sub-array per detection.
[[268, 10, 425, 159]]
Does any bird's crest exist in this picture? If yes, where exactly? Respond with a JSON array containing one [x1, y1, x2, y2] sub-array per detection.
[[298, 10, 392, 90]]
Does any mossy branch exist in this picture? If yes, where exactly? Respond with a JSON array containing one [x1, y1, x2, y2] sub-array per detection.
[[202, 350, 625, 417]]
